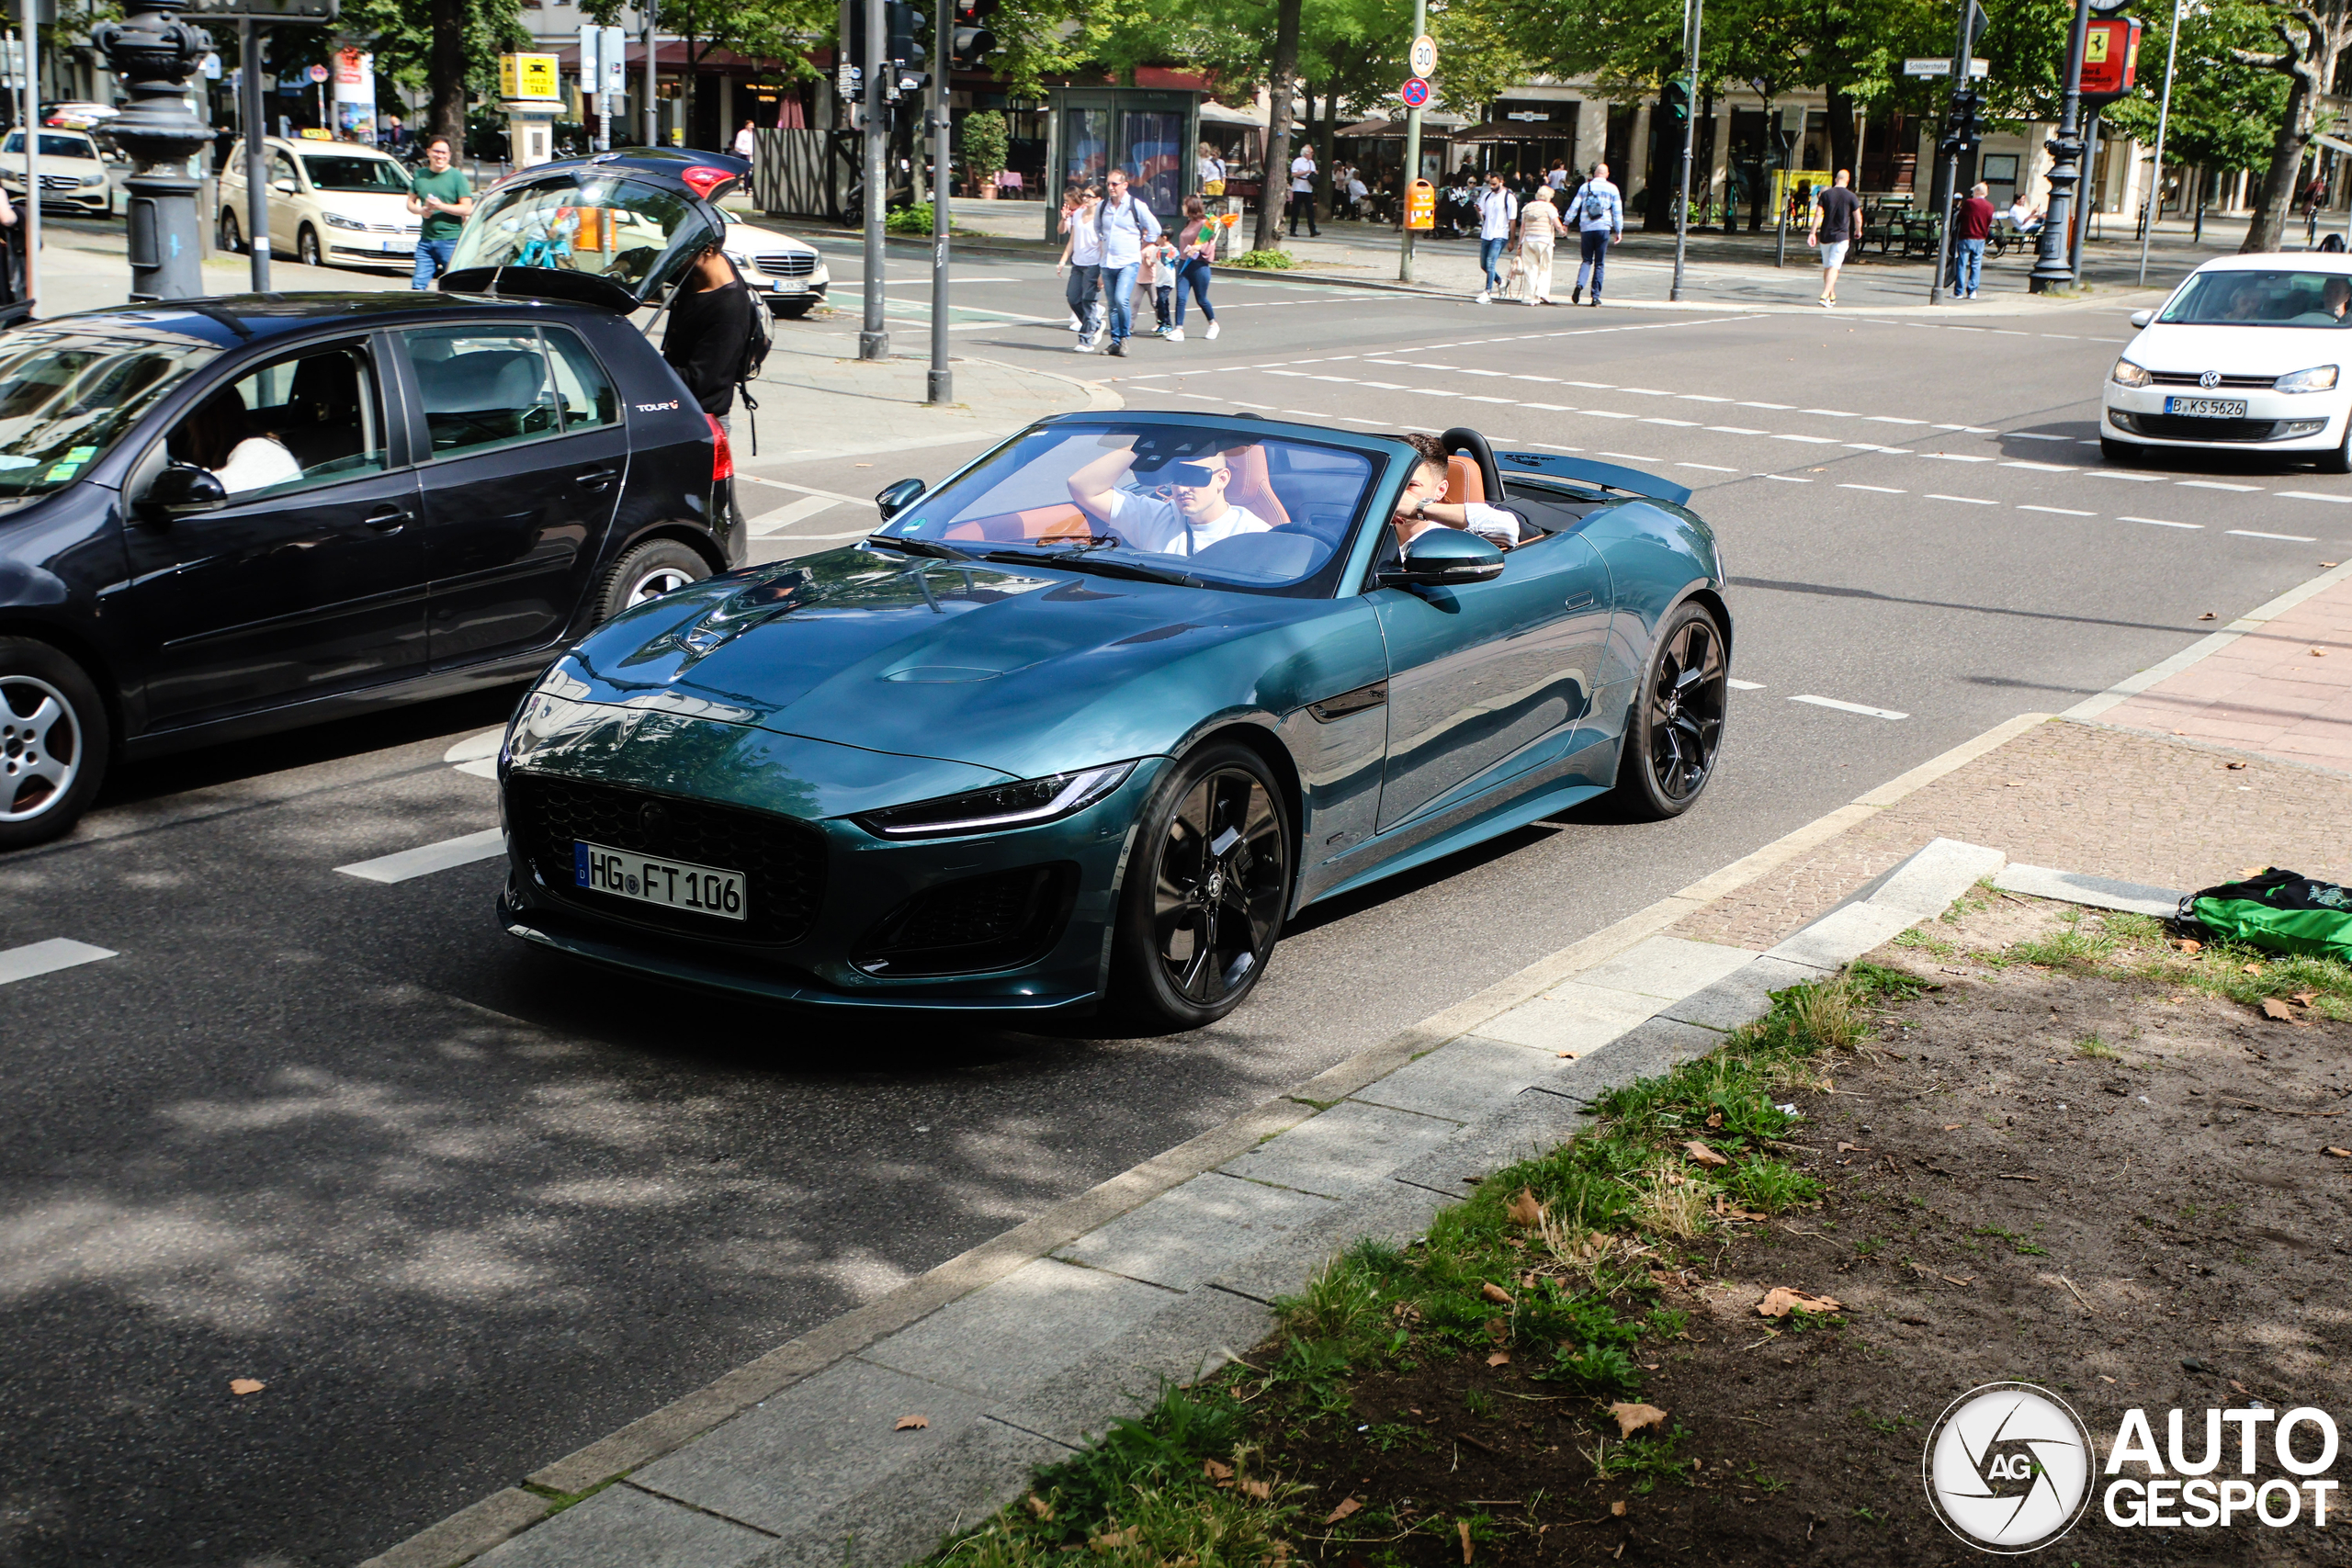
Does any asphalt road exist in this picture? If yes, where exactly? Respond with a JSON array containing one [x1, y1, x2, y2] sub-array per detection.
[[6, 260, 2346, 1568]]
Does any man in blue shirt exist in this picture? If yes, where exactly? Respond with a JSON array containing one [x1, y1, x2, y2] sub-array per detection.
[[1566, 162, 1623, 307], [1092, 168, 1162, 358]]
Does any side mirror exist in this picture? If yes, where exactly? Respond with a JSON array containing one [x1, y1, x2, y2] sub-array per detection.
[[271, 177, 295, 194], [1379, 526, 1505, 589], [875, 477, 926, 521], [139, 461, 227, 521], [2128, 310, 2154, 329]]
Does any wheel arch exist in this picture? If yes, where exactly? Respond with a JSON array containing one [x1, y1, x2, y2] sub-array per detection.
[[614, 520, 729, 577], [0, 615, 127, 746], [1173, 716, 1307, 912], [1682, 584, 1733, 667]]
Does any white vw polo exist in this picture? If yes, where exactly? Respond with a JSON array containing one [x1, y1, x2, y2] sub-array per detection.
[[2103, 253, 2352, 471]]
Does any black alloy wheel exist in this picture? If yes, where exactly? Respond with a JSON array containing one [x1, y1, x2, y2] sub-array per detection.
[[297, 224, 322, 268], [0, 637, 109, 851], [1615, 600, 1727, 820], [1112, 742, 1292, 1028]]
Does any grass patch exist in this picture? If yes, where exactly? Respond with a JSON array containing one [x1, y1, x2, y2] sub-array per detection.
[[2075, 1032, 2121, 1060], [1222, 248, 1302, 269]]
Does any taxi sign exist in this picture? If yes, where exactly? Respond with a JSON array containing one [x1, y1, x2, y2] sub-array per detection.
[[1408, 34, 1437, 75], [1400, 76, 1430, 108], [1405, 177, 1435, 231], [498, 51, 561, 100]]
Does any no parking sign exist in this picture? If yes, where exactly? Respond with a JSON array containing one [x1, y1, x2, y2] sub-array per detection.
[[1399, 76, 1430, 108]]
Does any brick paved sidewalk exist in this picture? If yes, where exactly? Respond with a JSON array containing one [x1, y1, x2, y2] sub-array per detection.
[[2097, 566, 2352, 774]]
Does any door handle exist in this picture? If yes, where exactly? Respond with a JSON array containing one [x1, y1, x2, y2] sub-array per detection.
[[574, 468, 618, 491], [1563, 592, 1596, 612], [363, 506, 410, 533]]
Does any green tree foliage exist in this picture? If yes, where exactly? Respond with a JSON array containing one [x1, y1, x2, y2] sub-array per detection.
[[342, 0, 527, 143]]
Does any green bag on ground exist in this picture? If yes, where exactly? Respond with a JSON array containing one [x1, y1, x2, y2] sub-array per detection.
[[2180, 869, 2352, 963]]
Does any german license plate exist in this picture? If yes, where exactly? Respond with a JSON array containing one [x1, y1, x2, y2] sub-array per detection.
[[2164, 396, 2248, 418], [574, 840, 746, 921]]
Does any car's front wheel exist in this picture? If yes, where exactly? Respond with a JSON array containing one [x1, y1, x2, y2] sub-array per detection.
[[774, 299, 818, 320], [1110, 741, 1293, 1029], [218, 209, 243, 254], [2316, 424, 2352, 476], [592, 538, 711, 624], [2099, 434, 2142, 466], [1614, 599, 1727, 821], [297, 224, 322, 268], [0, 637, 108, 852]]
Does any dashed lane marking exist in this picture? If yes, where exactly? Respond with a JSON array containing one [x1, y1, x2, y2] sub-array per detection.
[[337, 829, 507, 885], [2083, 470, 2167, 481], [2019, 504, 2096, 516], [1727, 679, 1767, 690], [1926, 493, 1999, 505], [1838, 483, 1905, 493], [749, 495, 841, 536], [2118, 516, 2202, 530], [444, 729, 503, 780], [1677, 461, 1740, 472], [2230, 529, 2320, 541], [2176, 480, 2262, 492], [1792, 694, 1909, 721], [0, 939, 117, 987], [2278, 491, 2352, 504]]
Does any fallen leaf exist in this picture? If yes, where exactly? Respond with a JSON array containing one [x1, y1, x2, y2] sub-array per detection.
[[2326, 561, 2343, 569], [1203, 1458, 1233, 1483], [1609, 1401, 1669, 1438], [1024, 1495, 1055, 1521], [1481, 1280, 1515, 1305], [2198, 611, 2217, 620], [2177, 939, 2202, 953], [2324, 1148, 2352, 1159], [1940, 1274, 1974, 1286], [2100, 1375, 2117, 1383], [894, 1415, 930, 1431], [2294, 991, 2320, 1006], [1942, 1122, 1964, 1131], [1836, 1141, 1866, 1154], [2232, 1380, 2249, 1394], [1487, 1350, 1511, 1367], [1240, 1478, 1272, 1501], [1683, 1139, 1729, 1168], [2315, 648, 2331, 658], [1090, 1525, 1139, 1551], [1758, 1286, 1844, 1318], [1703, 1111, 1724, 1129], [229, 1378, 266, 1396], [1459, 1518, 1474, 1564], [2226, 761, 2249, 771], [2263, 999, 2295, 1021], [1611, 1500, 1628, 1517], [1324, 1497, 1363, 1525], [2245, 963, 2266, 975], [1505, 1187, 1545, 1229], [1556, 1050, 1577, 1058]]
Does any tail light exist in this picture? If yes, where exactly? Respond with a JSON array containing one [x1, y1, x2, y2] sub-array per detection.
[[707, 413, 733, 481], [680, 165, 735, 200]]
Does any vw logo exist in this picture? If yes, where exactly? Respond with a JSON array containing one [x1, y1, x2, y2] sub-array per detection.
[[1923, 1382, 2095, 1552], [639, 801, 670, 839], [2199, 369, 2222, 389]]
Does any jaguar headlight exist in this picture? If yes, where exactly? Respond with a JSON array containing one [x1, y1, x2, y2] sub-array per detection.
[[2110, 358, 2153, 389], [856, 761, 1137, 839], [2276, 364, 2340, 394]]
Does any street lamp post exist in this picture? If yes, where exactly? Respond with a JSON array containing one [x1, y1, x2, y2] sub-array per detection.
[[1398, 0, 1425, 284], [2134, 0, 2183, 287], [95, 4, 215, 302], [2030, 0, 2096, 292], [1669, 0, 1702, 301]]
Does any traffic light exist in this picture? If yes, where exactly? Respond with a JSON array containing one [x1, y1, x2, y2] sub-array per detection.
[[1660, 74, 1689, 124], [1940, 86, 1981, 156], [885, 0, 927, 96], [950, 0, 997, 70]]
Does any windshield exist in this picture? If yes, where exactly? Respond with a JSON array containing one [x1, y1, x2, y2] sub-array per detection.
[[877, 423, 1377, 596], [301, 154, 410, 194], [4, 132, 97, 159], [447, 175, 709, 293], [0, 331, 218, 500], [2162, 269, 2352, 328]]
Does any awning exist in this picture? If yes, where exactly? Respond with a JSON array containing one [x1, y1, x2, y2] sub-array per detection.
[[1452, 118, 1576, 143], [1333, 115, 1464, 139], [1199, 100, 1266, 127]]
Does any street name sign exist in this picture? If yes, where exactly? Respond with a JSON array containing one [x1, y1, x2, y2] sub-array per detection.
[[1904, 57, 1989, 76]]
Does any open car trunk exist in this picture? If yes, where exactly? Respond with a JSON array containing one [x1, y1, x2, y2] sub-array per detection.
[[437, 151, 747, 312]]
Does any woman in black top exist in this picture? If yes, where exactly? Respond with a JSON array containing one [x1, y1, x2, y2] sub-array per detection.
[[662, 241, 756, 423]]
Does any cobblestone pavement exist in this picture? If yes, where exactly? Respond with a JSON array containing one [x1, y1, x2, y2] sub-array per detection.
[[2100, 568, 2352, 774], [1670, 716, 2352, 952]]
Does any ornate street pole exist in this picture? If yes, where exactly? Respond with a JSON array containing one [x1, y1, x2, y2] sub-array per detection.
[[2030, 0, 2095, 292], [95, 4, 215, 302]]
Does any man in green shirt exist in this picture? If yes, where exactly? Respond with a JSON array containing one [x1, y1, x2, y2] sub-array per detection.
[[405, 135, 473, 289]]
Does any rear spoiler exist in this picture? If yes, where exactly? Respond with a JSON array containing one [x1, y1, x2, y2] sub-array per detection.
[[1498, 449, 1691, 509]]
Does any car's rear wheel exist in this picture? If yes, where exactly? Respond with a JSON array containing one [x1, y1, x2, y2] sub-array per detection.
[[219, 209, 243, 254], [1614, 600, 1727, 821], [297, 224, 322, 268], [1110, 742, 1292, 1029], [0, 638, 108, 851], [592, 539, 710, 624]]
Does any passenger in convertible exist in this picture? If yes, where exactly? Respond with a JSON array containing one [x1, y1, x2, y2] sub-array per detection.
[[1065, 440, 1275, 555], [1390, 431, 1524, 547]]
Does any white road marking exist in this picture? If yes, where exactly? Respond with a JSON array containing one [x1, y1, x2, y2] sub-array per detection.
[[1597, 451, 1658, 461], [1706, 426, 1767, 434], [2175, 480, 2261, 491], [1641, 417, 1701, 426], [1799, 408, 1857, 417], [1918, 453, 1995, 462], [2119, 516, 2202, 530], [1838, 483, 1905, 493], [1678, 393, 1733, 402], [1727, 679, 1767, 690], [2001, 462, 2075, 472], [2086, 470, 2167, 481], [337, 829, 508, 885], [1865, 416, 1929, 425], [1759, 474, 1812, 482], [2278, 491, 2352, 503], [2019, 504, 2095, 516], [1772, 434, 1839, 445], [749, 494, 841, 536], [1527, 441, 1585, 451], [736, 474, 867, 505], [1583, 409, 1637, 419], [2006, 433, 2074, 441], [2229, 529, 2320, 541], [1926, 493, 1998, 504], [1738, 400, 1794, 410], [1522, 401, 1574, 411], [1676, 461, 1739, 472], [1844, 444, 1912, 454], [443, 728, 504, 781], [1792, 694, 1909, 720], [1932, 423, 1995, 433], [0, 939, 116, 987]]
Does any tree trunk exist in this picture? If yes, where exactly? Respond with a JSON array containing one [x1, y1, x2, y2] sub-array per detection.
[[2245, 62, 2318, 250], [1826, 86, 1858, 181], [1253, 0, 1301, 254], [427, 0, 467, 150]]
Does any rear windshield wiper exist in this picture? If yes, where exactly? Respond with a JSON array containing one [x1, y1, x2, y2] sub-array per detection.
[[865, 534, 969, 560], [981, 548, 1203, 588]]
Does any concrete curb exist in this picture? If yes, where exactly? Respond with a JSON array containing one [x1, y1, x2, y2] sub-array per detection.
[[359, 710, 2053, 1568], [2064, 558, 2352, 723]]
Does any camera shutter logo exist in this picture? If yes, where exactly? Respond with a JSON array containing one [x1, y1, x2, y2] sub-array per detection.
[[1923, 1382, 2095, 1552]]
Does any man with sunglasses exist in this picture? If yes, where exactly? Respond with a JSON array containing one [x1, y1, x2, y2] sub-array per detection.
[[1065, 442, 1273, 555]]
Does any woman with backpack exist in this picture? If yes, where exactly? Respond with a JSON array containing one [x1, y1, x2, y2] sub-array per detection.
[[1566, 161, 1623, 307]]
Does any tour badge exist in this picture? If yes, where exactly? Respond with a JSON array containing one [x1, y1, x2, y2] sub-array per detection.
[[1923, 1382, 2097, 1552]]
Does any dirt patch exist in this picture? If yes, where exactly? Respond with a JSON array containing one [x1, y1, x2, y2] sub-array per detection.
[[1272, 899, 2352, 1564]]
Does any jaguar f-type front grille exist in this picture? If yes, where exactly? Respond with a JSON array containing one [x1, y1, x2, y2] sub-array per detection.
[[506, 772, 827, 945]]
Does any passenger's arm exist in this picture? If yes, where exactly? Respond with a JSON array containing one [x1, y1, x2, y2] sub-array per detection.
[[1065, 441, 1139, 524]]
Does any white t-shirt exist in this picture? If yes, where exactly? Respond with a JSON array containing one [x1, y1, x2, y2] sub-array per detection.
[[1476, 186, 1518, 239], [1546, 168, 1569, 189], [1290, 156, 1316, 193], [1103, 489, 1272, 555], [217, 434, 302, 495], [1198, 155, 1225, 184], [732, 128, 756, 158], [1348, 176, 1368, 200], [1067, 202, 1102, 265]]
